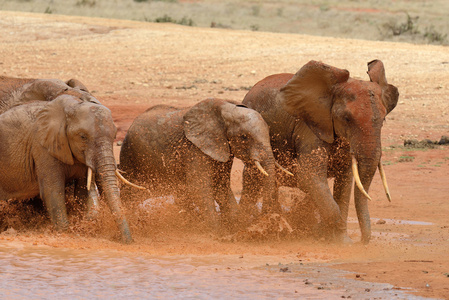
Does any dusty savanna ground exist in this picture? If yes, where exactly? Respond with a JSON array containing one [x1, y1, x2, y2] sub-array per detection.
[[0, 10, 449, 299]]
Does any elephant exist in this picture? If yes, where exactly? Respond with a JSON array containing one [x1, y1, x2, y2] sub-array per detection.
[[240, 60, 399, 244], [119, 98, 281, 231], [0, 95, 133, 243], [0, 75, 100, 114]]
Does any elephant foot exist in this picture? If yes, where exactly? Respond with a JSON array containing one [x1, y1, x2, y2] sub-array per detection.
[[361, 234, 371, 245], [333, 231, 354, 245]]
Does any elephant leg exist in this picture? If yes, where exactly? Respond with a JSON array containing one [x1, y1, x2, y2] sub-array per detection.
[[261, 179, 281, 215], [333, 170, 353, 244], [212, 161, 240, 231], [186, 155, 219, 231], [39, 173, 69, 231], [74, 177, 100, 220], [240, 164, 263, 217], [297, 154, 341, 241]]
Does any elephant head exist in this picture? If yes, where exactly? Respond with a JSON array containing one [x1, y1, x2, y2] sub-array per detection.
[[35, 95, 132, 243], [280, 60, 399, 243], [183, 99, 278, 211], [0, 76, 100, 114], [21, 78, 100, 104]]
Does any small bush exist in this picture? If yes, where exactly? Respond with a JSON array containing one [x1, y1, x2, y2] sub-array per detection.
[[250, 24, 259, 31], [154, 15, 195, 26], [76, 0, 96, 6], [424, 25, 447, 44], [387, 13, 420, 36]]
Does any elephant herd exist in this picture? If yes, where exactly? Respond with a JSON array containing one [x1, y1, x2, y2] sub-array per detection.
[[0, 60, 399, 245]]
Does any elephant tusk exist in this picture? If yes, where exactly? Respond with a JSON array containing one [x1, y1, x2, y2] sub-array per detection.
[[87, 167, 93, 191], [255, 161, 269, 177], [115, 169, 147, 190], [351, 156, 372, 201], [378, 162, 392, 202], [275, 161, 294, 177]]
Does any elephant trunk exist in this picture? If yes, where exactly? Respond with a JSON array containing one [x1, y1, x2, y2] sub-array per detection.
[[352, 150, 380, 244], [259, 156, 280, 214], [95, 143, 133, 244]]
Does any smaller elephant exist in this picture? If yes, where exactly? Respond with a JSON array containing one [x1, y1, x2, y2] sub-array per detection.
[[0, 96, 133, 243], [120, 98, 279, 231], [0, 76, 99, 114]]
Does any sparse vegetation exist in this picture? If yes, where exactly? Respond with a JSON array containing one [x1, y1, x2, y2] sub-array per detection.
[[44, 6, 53, 14], [250, 24, 259, 31], [76, 0, 96, 7], [385, 13, 420, 36], [153, 15, 195, 26], [0, 0, 447, 45], [398, 155, 415, 162], [381, 12, 447, 44], [424, 25, 447, 43]]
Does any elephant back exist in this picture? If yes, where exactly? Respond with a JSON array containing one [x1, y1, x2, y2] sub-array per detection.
[[120, 104, 187, 184], [243, 73, 299, 156], [0, 77, 34, 114]]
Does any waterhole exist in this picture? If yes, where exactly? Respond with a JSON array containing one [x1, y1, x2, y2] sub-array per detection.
[[0, 241, 427, 299]]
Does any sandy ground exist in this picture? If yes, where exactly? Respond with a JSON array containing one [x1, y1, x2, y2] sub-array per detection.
[[1, 11, 449, 299]]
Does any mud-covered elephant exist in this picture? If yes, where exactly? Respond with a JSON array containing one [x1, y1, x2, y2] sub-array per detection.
[[240, 60, 399, 244], [0, 76, 99, 114], [0, 96, 133, 243], [120, 98, 279, 231]]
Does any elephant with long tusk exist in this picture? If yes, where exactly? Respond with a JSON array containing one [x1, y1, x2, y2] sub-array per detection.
[[119, 98, 281, 231], [240, 60, 399, 244]]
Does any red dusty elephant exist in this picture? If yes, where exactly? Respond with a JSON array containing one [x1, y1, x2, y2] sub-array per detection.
[[240, 60, 399, 244]]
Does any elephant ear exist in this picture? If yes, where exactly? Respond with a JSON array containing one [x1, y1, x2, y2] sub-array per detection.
[[66, 78, 101, 104], [367, 60, 399, 114], [183, 98, 231, 162], [280, 60, 350, 144], [20, 79, 69, 102], [35, 96, 75, 165], [66, 78, 89, 92]]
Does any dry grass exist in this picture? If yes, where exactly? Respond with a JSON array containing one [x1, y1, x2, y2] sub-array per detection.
[[1, 0, 447, 44]]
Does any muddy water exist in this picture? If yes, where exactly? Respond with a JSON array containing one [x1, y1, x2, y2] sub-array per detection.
[[0, 241, 429, 299]]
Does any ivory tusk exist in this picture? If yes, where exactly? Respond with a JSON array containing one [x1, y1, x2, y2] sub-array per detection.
[[378, 162, 392, 202], [115, 169, 147, 190], [255, 161, 269, 177], [275, 161, 294, 177], [351, 156, 372, 201], [87, 167, 93, 191]]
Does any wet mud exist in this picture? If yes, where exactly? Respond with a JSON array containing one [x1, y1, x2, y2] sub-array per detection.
[[0, 240, 430, 299]]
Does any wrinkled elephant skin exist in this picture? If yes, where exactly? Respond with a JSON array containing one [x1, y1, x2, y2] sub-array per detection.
[[120, 98, 277, 232], [0, 96, 132, 243], [241, 60, 399, 244], [0, 76, 100, 114]]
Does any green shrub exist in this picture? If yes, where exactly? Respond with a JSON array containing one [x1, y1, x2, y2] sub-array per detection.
[[154, 15, 195, 26]]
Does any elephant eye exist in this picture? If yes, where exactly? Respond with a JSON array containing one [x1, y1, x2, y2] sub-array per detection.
[[343, 113, 352, 123], [240, 134, 249, 141], [79, 132, 88, 141]]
